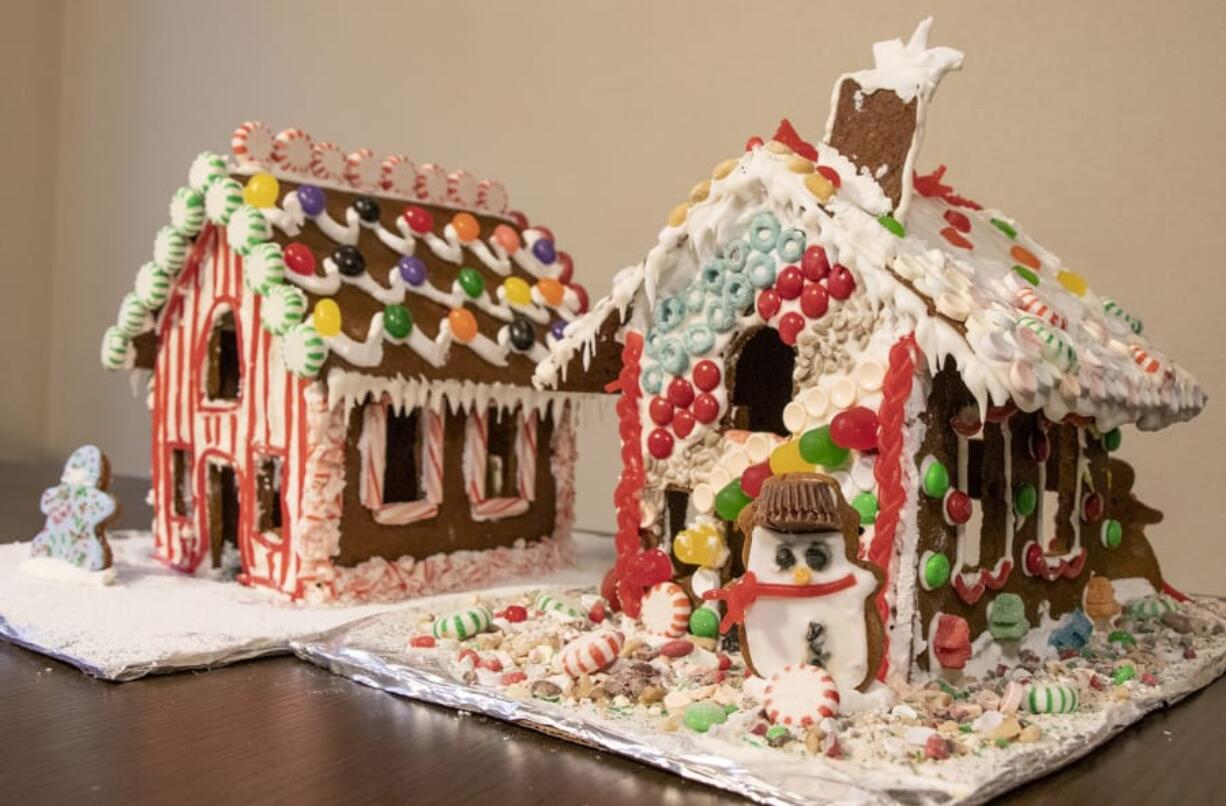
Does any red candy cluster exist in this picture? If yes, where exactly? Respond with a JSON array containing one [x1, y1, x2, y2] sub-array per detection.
[[756, 245, 856, 346], [646, 359, 723, 459]]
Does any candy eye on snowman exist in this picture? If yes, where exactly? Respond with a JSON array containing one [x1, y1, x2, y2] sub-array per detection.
[[805, 542, 831, 571], [775, 544, 797, 570]]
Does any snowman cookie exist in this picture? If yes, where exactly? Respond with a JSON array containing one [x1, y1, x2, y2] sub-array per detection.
[[24, 445, 120, 584], [706, 473, 883, 692]]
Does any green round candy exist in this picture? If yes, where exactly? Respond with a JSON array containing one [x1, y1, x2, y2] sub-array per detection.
[[1102, 519, 1123, 549], [765, 725, 790, 742], [383, 303, 413, 339], [1107, 630, 1136, 647], [714, 479, 753, 522], [798, 426, 848, 468], [683, 700, 728, 733], [689, 607, 719, 639], [877, 214, 905, 237], [1014, 483, 1038, 517], [923, 552, 951, 590], [457, 267, 485, 299], [1101, 428, 1122, 452], [852, 491, 878, 525], [1113, 664, 1136, 685], [922, 460, 950, 498], [1012, 265, 1039, 286]]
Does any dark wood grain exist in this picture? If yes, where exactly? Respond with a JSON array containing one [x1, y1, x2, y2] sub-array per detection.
[[1, 460, 1224, 805]]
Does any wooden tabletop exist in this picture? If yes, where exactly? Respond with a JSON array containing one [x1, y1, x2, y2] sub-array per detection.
[[1, 460, 1224, 805]]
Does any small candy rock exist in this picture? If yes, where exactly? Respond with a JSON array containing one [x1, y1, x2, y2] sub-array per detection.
[[683, 701, 729, 733], [1018, 723, 1043, 743], [891, 704, 919, 721], [664, 690, 693, 711], [938, 720, 961, 735], [1184, 648, 1198, 660], [989, 717, 1022, 742], [639, 685, 666, 705], [530, 680, 562, 700], [1141, 672, 1159, 687], [972, 709, 1003, 734], [925, 733, 951, 760], [805, 727, 825, 755], [1161, 611, 1194, 634]]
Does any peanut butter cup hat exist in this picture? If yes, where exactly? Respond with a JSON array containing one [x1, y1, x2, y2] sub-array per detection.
[[754, 472, 845, 533]]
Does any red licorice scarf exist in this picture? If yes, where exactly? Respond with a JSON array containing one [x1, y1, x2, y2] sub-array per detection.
[[703, 570, 857, 634]]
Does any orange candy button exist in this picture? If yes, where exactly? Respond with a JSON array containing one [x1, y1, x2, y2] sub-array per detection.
[[1010, 245, 1040, 270], [537, 278, 565, 307], [448, 308, 478, 342], [452, 212, 480, 243]]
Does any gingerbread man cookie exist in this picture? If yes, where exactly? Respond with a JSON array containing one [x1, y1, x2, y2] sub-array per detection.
[[27, 446, 119, 580]]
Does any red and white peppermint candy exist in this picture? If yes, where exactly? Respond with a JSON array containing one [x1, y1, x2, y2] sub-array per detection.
[[477, 179, 509, 214], [345, 148, 381, 191], [639, 581, 692, 638], [381, 154, 416, 195], [272, 128, 314, 174], [764, 665, 841, 727], [311, 141, 347, 182], [1131, 344, 1160, 374], [559, 629, 624, 677], [1016, 287, 1066, 330], [415, 163, 448, 202], [231, 121, 275, 165], [447, 169, 480, 207]]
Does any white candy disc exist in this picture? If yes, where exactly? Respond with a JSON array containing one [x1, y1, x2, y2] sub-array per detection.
[[231, 121, 274, 164], [206, 177, 244, 225], [639, 581, 692, 638], [447, 170, 479, 207], [345, 148, 380, 191], [476, 179, 508, 214], [559, 629, 623, 677], [188, 151, 227, 192], [311, 141, 347, 182], [381, 154, 416, 195], [281, 322, 329, 378], [260, 284, 306, 335], [100, 326, 134, 370], [415, 163, 447, 202], [272, 128, 314, 174], [763, 665, 840, 727]]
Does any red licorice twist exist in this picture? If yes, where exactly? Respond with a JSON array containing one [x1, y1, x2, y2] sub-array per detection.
[[611, 331, 648, 617]]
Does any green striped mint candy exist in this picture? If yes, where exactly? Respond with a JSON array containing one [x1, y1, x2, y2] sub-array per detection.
[[245, 241, 286, 295], [188, 150, 228, 192], [1127, 596, 1175, 620], [169, 186, 205, 237], [432, 606, 493, 640], [153, 226, 188, 274], [534, 592, 586, 620], [260, 284, 306, 336], [206, 177, 244, 225], [134, 262, 171, 309], [1103, 298, 1143, 335], [116, 292, 153, 336], [227, 204, 271, 257], [281, 322, 329, 378], [1017, 315, 1077, 372], [1024, 684, 1079, 714], [100, 326, 133, 370]]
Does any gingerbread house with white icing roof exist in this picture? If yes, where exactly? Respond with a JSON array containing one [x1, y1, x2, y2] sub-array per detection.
[[537, 19, 1206, 681], [101, 122, 613, 603]]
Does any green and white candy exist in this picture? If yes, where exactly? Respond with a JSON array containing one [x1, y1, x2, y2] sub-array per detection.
[[1024, 684, 1079, 714], [117, 292, 153, 336], [227, 204, 271, 257], [134, 261, 171, 309], [1127, 595, 1176, 620], [153, 226, 188, 274], [1017, 315, 1078, 372], [260, 284, 306, 335], [188, 150, 228, 192], [100, 326, 133, 370], [245, 241, 286, 295], [281, 322, 329, 378], [169, 186, 205, 237], [432, 606, 493, 640], [535, 592, 586, 620], [1103, 298, 1143, 335], [206, 177, 244, 225]]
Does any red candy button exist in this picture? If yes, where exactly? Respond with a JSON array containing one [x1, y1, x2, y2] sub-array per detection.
[[943, 209, 971, 233], [801, 245, 830, 281], [778, 311, 805, 345], [649, 396, 674, 426], [757, 288, 782, 320], [284, 242, 316, 275], [693, 393, 720, 424], [693, 360, 721, 392], [944, 490, 972, 525], [503, 604, 528, 623], [647, 428, 674, 459], [827, 265, 856, 300], [672, 409, 696, 438], [667, 377, 695, 408], [403, 205, 434, 235], [800, 282, 829, 319], [776, 266, 804, 300]]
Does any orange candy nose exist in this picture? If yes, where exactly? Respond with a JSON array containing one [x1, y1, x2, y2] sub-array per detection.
[[537, 278, 565, 307], [448, 308, 478, 342], [452, 212, 480, 243], [792, 566, 813, 585]]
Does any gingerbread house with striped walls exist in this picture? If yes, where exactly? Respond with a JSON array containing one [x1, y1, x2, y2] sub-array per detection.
[[100, 122, 613, 603], [536, 20, 1207, 686]]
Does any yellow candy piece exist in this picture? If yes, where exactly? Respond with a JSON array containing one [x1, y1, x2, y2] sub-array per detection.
[[786, 155, 814, 174], [689, 180, 711, 204], [667, 202, 690, 228], [313, 298, 342, 337], [1057, 270, 1088, 297], [804, 173, 834, 203], [243, 172, 280, 208], [712, 158, 738, 181], [768, 439, 815, 476], [504, 276, 532, 307], [673, 523, 727, 568], [765, 140, 793, 155]]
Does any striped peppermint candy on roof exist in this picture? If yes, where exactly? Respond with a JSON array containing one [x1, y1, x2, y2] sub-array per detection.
[[231, 121, 274, 165], [272, 128, 314, 174], [447, 169, 479, 207], [311, 141, 347, 182], [477, 179, 508, 214], [763, 665, 840, 727], [345, 148, 381, 191], [559, 629, 623, 677], [381, 154, 416, 195], [1016, 287, 1066, 329], [415, 163, 447, 202]]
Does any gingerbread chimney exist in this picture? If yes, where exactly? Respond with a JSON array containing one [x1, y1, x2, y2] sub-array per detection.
[[823, 18, 963, 219]]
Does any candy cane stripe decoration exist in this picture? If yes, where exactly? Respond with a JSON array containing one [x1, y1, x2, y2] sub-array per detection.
[[1016, 287, 1066, 329], [272, 128, 314, 174], [231, 121, 274, 164], [415, 163, 448, 203], [381, 154, 416, 195], [1131, 344, 1160, 374], [346, 148, 381, 191], [447, 170, 479, 207], [311, 141, 347, 182], [357, 402, 445, 525], [466, 407, 535, 521], [477, 179, 509, 214]]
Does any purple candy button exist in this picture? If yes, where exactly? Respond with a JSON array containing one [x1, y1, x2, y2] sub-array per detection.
[[398, 255, 427, 287], [297, 185, 326, 217], [532, 237, 556, 265], [549, 319, 567, 341]]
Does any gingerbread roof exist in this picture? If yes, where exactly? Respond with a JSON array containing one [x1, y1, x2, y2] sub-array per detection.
[[101, 122, 590, 397]]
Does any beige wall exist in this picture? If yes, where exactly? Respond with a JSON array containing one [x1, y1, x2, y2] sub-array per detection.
[[13, 1, 1226, 590]]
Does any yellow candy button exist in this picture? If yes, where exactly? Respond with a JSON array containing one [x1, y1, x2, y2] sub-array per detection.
[[1057, 270, 1087, 297]]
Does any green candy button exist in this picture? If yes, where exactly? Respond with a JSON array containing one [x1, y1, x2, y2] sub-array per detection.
[[1101, 428, 1122, 452], [852, 492, 879, 525], [990, 217, 1018, 239], [923, 551, 951, 590], [457, 267, 485, 299], [1102, 519, 1123, 549], [922, 460, 950, 498], [383, 303, 413, 339], [878, 214, 905, 238], [799, 426, 849, 468], [1014, 483, 1037, 517], [689, 607, 719, 639], [1012, 265, 1039, 286]]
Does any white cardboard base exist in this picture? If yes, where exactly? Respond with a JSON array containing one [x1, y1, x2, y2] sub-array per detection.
[[0, 530, 614, 680]]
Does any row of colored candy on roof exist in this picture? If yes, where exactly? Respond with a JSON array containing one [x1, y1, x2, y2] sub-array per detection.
[[230, 121, 511, 213]]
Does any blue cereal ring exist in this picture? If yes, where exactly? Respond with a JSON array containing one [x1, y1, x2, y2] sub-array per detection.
[[707, 299, 736, 333], [722, 239, 749, 271], [746, 252, 776, 289], [776, 228, 806, 262], [653, 296, 686, 333], [683, 284, 706, 313], [641, 364, 663, 395], [657, 337, 689, 375], [701, 261, 726, 293], [684, 323, 715, 355], [724, 274, 754, 309], [749, 211, 781, 253], [644, 330, 664, 359]]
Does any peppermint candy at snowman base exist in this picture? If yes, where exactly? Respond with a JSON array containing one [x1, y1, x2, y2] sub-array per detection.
[[559, 629, 624, 677], [764, 665, 840, 727]]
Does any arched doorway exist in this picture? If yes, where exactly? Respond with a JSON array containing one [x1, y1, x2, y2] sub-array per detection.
[[729, 327, 795, 436]]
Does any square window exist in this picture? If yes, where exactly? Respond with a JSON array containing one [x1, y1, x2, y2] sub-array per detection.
[[256, 456, 283, 532]]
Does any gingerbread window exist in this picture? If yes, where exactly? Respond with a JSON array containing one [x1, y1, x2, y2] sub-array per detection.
[[206, 308, 241, 401], [730, 328, 795, 436], [463, 406, 537, 521], [171, 449, 193, 517], [357, 399, 444, 525], [255, 456, 284, 533]]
